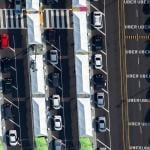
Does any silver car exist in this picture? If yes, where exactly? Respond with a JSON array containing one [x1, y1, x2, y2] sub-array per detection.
[[98, 117, 106, 132], [97, 92, 105, 107], [52, 94, 61, 110], [50, 50, 58, 65], [15, 0, 21, 15]]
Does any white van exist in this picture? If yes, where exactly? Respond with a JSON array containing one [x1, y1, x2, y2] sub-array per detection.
[[52, 94, 61, 109], [93, 11, 103, 29]]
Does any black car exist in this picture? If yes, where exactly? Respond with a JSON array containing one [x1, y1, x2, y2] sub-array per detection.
[[1, 57, 11, 73], [93, 35, 103, 51], [3, 103, 12, 120], [93, 74, 106, 90], [52, 73, 59, 87], [2, 78, 12, 94]]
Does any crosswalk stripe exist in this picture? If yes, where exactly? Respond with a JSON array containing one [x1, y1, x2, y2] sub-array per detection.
[[0, 9, 4, 28], [4, 9, 8, 28], [10, 9, 14, 28], [56, 9, 60, 28], [60, 10, 65, 28], [46, 9, 49, 28], [15, 14, 19, 28], [66, 10, 70, 28], [50, 10, 54, 28], [20, 11, 24, 28]]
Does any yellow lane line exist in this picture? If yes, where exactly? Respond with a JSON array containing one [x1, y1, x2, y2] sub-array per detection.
[[118, 0, 126, 150], [122, 0, 131, 149]]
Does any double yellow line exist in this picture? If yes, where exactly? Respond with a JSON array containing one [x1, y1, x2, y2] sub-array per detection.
[[118, 0, 130, 150]]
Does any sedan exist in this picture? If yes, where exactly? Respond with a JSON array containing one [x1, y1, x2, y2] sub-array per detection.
[[50, 50, 58, 65], [9, 130, 18, 146], [98, 117, 106, 132], [95, 54, 103, 69], [97, 92, 105, 107], [93, 74, 106, 90], [1, 34, 9, 49], [54, 115, 62, 131]]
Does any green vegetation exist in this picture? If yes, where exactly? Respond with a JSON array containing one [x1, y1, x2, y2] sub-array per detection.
[[80, 137, 93, 150], [35, 137, 48, 150], [0, 138, 4, 150]]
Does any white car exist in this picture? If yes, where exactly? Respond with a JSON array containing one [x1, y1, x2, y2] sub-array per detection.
[[50, 50, 58, 65], [95, 54, 103, 69], [98, 117, 106, 132], [54, 115, 62, 131], [52, 94, 61, 109], [9, 130, 18, 146], [97, 92, 105, 107], [93, 11, 103, 29]]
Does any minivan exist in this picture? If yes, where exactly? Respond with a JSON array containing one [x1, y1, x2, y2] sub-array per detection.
[[50, 50, 58, 65], [93, 11, 103, 29]]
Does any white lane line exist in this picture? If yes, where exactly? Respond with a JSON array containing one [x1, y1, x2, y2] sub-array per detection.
[[0, 9, 4, 28], [4, 97, 19, 109], [138, 103, 142, 112], [106, 128, 110, 132], [20, 11, 24, 28], [102, 88, 108, 94], [138, 79, 141, 88], [4, 9, 8, 28], [10, 9, 14, 28], [91, 24, 106, 36], [100, 69, 107, 75], [138, 56, 140, 64], [56, 9, 60, 28], [66, 10, 70, 28], [91, 4, 100, 13], [102, 107, 109, 113], [46, 9, 49, 28], [101, 50, 107, 56], [50, 10, 54, 28], [15, 13, 19, 28], [9, 119, 20, 128], [139, 126, 142, 134], [61, 10, 65, 28], [96, 139, 111, 150]]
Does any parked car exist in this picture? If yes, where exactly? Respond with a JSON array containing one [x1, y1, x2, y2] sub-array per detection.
[[98, 117, 106, 132], [1, 34, 9, 49], [9, 130, 18, 146], [1, 57, 11, 72], [93, 35, 103, 51], [95, 54, 103, 69], [54, 115, 62, 131], [2, 78, 12, 94], [52, 94, 61, 109], [54, 139, 62, 150], [96, 92, 105, 107], [52, 73, 60, 87], [50, 50, 58, 65], [3, 103, 12, 120], [93, 74, 106, 90], [15, 0, 21, 15], [93, 11, 103, 29]]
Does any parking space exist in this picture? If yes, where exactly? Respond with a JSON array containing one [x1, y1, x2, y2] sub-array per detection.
[[89, 0, 111, 149]]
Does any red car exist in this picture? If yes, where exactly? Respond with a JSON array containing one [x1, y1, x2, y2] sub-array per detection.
[[1, 34, 9, 49]]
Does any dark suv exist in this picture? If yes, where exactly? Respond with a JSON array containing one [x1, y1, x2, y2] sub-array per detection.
[[93, 35, 103, 51], [3, 103, 12, 120], [1, 57, 11, 73], [93, 74, 106, 90], [52, 73, 60, 88]]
